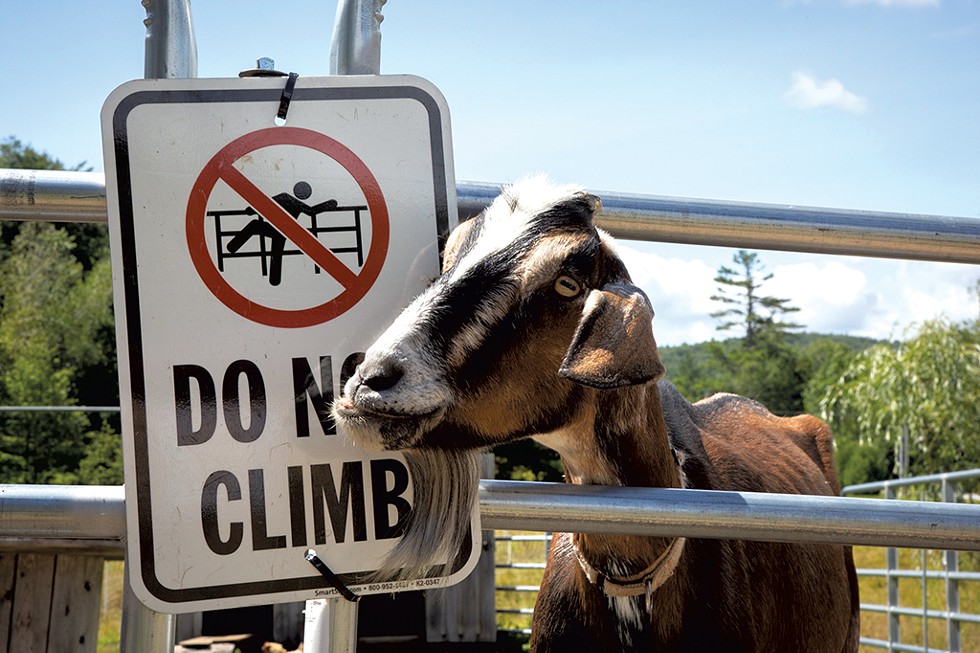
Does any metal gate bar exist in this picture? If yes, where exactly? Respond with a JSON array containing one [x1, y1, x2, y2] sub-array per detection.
[[4, 482, 980, 554], [3, 168, 978, 264]]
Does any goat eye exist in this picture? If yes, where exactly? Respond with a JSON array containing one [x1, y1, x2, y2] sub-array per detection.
[[554, 275, 581, 298]]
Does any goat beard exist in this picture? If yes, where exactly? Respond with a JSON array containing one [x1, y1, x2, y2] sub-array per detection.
[[369, 446, 482, 583]]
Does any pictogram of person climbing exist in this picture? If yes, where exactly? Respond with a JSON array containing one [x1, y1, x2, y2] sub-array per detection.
[[225, 181, 341, 286]]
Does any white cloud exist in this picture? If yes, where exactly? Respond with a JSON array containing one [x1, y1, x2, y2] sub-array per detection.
[[784, 71, 869, 114], [614, 242, 977, 347], [616, 244, 720, 345]]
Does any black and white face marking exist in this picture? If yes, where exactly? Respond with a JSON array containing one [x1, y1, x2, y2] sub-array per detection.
[[334, 177, 610, 451]]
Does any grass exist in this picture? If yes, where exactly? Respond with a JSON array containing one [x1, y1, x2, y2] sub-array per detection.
[[98, 560, 125, 653]]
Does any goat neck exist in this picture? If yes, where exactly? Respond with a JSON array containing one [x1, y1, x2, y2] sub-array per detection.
[[535, 379, 683, 579]]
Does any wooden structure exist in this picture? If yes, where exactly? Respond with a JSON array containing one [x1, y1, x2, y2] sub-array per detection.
[[0, 552, 104, 652]]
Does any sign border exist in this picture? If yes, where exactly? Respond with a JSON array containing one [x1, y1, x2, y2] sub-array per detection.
[[109, 81, 468, 606]]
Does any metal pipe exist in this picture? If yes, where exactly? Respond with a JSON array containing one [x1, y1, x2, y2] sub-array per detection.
[[478, 480, 980, 552], [141, 0, 198, 79], [329, 0, 385, 75], [458, 181, 980, 265], [3, 170, 977, 264], [0, 405, 120, 413], [0, 484, 125, 543], [844, 469, 980, 495], [4, 482, 980, 553], [0, 169, 106, 222], [122, 563, 176, 653]]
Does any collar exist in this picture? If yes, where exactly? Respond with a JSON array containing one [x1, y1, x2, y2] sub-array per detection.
[[574, 535, 685, 602], [574, 446, 687, 611]]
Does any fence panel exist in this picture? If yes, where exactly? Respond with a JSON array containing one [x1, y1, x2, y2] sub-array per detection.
[[843, 469, 980, 653]]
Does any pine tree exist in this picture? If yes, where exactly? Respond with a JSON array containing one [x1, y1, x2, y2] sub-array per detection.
[[710, 250, 802, 347]]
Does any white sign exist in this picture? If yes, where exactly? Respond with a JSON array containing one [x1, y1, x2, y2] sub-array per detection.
[[101, 75, 480, 612]]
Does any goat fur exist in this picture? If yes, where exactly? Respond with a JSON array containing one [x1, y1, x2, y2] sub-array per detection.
[[334, 177, 860, 652]]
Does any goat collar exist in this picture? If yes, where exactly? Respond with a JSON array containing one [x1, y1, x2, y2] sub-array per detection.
[[574, 536, 685, 605], [574, 448, 687, 611]]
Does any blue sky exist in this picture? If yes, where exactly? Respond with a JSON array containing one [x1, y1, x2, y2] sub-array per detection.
[[2, 0, 977, 345]]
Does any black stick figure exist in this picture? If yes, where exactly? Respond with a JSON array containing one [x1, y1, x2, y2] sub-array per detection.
[[226, 181, 335, 286]]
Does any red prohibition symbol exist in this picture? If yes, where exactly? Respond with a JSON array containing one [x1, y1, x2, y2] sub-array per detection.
[[186, 127, 389, 328]]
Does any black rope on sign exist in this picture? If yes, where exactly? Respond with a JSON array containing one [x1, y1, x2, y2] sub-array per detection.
[[277, 72, 300, 123]]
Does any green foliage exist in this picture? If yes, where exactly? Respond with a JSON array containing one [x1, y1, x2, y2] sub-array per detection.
[[78, 422, 125, 485], [0, 221, 117, 484], [494, 439, 564, 482], [0, 137, 118, 485], [820, 318, 980, 479]]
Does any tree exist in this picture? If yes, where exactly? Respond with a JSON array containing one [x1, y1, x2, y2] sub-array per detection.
[[704, 251, 807, 413], [0, 206, 116, 483], [710, 250, 802, 347], [819, 318, 980, 481]]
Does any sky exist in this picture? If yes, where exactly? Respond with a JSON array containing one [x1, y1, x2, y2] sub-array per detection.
[[1, 0, 978, 346]]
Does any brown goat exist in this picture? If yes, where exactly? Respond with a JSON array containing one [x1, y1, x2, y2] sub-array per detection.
[[334, 178, 859, 651]]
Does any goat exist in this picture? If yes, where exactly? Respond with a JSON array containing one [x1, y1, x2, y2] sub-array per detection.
[[333, 177, 860, 651]]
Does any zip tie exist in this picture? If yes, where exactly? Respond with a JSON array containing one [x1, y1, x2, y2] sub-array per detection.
[[276, 72, 300, 124], [305, 548, 360, 602]]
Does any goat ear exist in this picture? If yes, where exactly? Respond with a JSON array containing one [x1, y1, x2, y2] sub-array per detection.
[[558, 282, 666, 389], [441, 217, 479, 273]]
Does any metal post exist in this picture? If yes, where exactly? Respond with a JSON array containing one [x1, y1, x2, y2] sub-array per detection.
[[885, 485, 900, 652], [920, 489, 929, 653], [329, 0, 385, 75], [119, 3, 200, 650], [121, 563, 175, 652], [304, 599, 359, 653], [942, 478, 961, 652], [142, 0, 198, 79]]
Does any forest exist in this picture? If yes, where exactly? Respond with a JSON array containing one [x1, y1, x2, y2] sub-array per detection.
[[2, 136, 978, 490]]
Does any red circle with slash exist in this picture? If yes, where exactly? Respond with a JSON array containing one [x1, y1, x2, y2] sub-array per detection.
[[186, 127, 389, 328]]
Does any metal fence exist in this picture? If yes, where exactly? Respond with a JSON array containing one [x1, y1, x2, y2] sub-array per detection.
[[2, 1, 980, 652], [493, 531, 551, 635], [492, 471, 980, 647], [842, 470, 980, 653]]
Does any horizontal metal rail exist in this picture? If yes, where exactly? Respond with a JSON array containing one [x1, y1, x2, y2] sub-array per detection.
[[5, 481, 980, 553], [2, 169, 978, 264], [479, 481, 980, 551], [856, 568, 980, 582], [859, 603, 980, 625], [0, 484, 126, 557], [0, 405, 121, 413], [457, 180, 980, 264], [860, 639, 950, 653], [844, 469, 980, 495]]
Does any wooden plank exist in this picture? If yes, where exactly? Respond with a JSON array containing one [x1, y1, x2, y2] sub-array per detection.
[[8, 553, 56, 652], [0, 552, 17, 652], [47, 555, 105, 652]]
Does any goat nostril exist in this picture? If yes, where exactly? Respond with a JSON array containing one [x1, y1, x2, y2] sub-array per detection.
[[360, 361, 404, 393]]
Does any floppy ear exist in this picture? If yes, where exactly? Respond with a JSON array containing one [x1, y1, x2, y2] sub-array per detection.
[[441, 216, 480, 273], [558, 282, 666, 389]]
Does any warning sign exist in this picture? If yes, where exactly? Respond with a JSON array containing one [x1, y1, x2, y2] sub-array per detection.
[[186, 126, 390, 327], [101, 75, 480, 613]]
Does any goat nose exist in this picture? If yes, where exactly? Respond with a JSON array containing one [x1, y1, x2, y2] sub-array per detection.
[[358, 359, 404, 392]]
